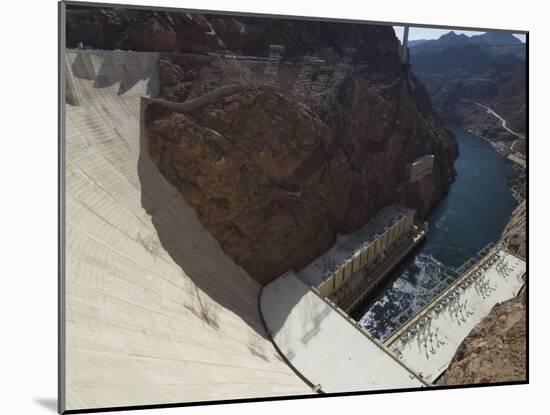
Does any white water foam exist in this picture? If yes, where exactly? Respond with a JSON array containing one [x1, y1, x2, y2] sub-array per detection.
[[360, 253, 453, 340]]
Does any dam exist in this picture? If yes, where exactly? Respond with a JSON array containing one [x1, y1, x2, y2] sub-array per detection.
[[62, 48, 526, 411], [62, 50, 313, 411]]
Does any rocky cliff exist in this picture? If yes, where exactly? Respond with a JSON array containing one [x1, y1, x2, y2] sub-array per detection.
[[140, 15, 458, 285], [67, 6, 458, 285], [420, 67, 526, 147], [502, 201, 527, 258], [66, 6, 224, 53]]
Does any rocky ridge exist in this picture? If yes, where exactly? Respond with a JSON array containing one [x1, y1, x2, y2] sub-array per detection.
[[410, 31, 526, 163], [139, 16, 458, 285]]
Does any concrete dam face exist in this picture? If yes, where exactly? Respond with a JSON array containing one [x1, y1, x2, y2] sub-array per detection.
[[63, 50, 312, 411]]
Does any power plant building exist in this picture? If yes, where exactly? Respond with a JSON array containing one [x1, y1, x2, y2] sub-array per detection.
[[299, 205, 415, 297]]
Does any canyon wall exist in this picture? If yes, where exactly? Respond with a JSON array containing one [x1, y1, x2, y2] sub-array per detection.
[[143, 21, 458, 285], [67, 7, 458, 285], [410, 32, 526, 158]]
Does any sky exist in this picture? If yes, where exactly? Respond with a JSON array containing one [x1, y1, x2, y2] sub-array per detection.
[[393, 27, 526, 43]]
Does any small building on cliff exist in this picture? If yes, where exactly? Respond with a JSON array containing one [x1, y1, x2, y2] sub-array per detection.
[[410, 154, 435, 182]]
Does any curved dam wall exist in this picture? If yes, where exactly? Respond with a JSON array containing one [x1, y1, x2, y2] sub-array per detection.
[[63, 50, 311, 411]]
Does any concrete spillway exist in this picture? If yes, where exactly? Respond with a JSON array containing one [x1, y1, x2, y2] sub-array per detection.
[[260, 271, 426, 392], [62, 50, 312, 411]]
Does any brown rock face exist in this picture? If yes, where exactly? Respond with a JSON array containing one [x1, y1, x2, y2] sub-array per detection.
[[146, 63, 457, 284], [147, 89, 343, 284], [501, 201, 527, 259], [438, 289, 526, 385], [326, 74, 458, 224], [67, 7, 459, 285], [125, 14, 177, 52], [66, 7, 224, 53], [207, 16, 401, 64]]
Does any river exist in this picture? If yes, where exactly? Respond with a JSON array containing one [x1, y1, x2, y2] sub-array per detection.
[[351, 123, 519, 340]]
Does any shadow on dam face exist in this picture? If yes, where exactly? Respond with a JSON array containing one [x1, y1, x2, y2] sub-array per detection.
[[137, 99, 279, 336], [69, 49, 298, 340], [71, 46, 305, 345], [64, 50, 315, 408]]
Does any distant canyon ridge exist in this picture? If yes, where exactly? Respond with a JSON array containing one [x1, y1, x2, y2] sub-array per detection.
[[410, 31, 526, 157]]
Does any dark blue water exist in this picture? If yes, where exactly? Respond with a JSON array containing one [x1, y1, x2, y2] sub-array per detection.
[[352, 123, 519, 340]]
